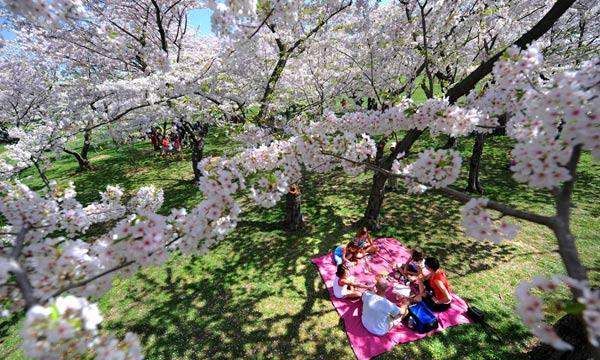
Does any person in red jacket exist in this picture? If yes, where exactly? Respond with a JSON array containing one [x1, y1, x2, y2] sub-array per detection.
[[161, 136, 170, 156], [421, 257, 452, 311]]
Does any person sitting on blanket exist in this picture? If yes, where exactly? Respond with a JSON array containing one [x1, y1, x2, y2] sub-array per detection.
[[345, 227, 379, 263], [361, 278, 408, 336], [421, 257, 452, 312], [397, 248, 425, 278], [333, 264, 370, 299]]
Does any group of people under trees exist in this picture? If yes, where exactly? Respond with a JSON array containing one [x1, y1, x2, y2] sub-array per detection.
[[333, 228, 453, 336], [147, 125, 183, 156]]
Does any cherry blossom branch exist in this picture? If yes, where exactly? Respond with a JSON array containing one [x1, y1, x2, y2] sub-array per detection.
[[288, 0, 353, 54], [6, 226, 37, 309], [372, 0, 578, 185], [446, 0, 577, 103], [257, 0, 353, 123], [49, 235, 182, 299], [150, 0, 169, 53], [322, 150, 555, 226], [48, 260, 134, 300], [248, 0, 280, 40], [31, 157, 51, 192], [418, 0, 434, 98]]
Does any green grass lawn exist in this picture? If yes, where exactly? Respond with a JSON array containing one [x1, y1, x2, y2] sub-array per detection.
[[0, 130, 598, 360]]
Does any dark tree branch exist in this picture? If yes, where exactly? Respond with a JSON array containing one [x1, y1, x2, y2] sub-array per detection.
[[151, 0, 169, 52], [446, 0, 576, 103], [323, 151, 556, 226]]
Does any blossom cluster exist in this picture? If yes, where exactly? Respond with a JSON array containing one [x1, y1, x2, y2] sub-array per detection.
[[0, 124, 66, 180], [233, 123, 274, 147], [469, 45, 544, 118], [0, 174, 251, 358], [460, 198, 519, 243], [477, 46, 599, 189], [402, 149, 462, 189], [516, 276, 599, 350], [332, 133, 377, 176], [249, 171, 289, 208], [317, 97, 489, 139], [22, 295, 142, 360], [3, 0, 85, 26]]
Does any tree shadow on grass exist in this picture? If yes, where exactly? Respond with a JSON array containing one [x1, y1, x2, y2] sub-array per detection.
[[378, 306, 532, 360], [376, 188, 518, 279], [102, 179, 357, 359], [98, 169, 530, 360]]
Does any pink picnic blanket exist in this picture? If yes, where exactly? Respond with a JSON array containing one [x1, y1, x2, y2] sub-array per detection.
[[311, 237, 473, 360]]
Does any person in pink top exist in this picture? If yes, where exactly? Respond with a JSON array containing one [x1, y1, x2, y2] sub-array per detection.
[[161, 136, 169, 156]]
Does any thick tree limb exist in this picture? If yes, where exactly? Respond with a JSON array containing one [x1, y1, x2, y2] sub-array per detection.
[[552, 145, 587, 288], [446, 0, 576, 103], [151, 0, 169, 52], [323, 151, 556, 227]]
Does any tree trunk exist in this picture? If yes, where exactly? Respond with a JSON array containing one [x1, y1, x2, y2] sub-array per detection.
[[64, 128, 93, 171], [257, 52, 289, 126], [64, 149, 92, 171], [362, 129, 424, 230], [81, 128, 92, 162], [188, 123, 209, 182], [553, 145, 588, 291], [528, 314, 598, 360], [284, 184, 303, 231], [442, 136, 457, 149], [363, 170, 389, 230], [362, 138, 388, 230], [466, 133, 485, 194]]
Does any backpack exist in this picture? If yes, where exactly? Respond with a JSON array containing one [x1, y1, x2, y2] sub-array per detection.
[[406, 301, 439, 333], [332, 246, 344, 266], [466, 304, 485, 323]]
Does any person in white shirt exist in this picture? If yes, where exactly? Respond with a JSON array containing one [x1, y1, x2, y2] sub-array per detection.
[[332, 264, 371, 299], [361, 279, 408, 336]]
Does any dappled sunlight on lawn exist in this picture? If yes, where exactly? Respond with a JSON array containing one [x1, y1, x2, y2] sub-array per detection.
[[1, 133, 598, 360]]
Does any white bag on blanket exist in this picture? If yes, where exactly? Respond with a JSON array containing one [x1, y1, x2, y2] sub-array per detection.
[[392, 283, 411, 297]]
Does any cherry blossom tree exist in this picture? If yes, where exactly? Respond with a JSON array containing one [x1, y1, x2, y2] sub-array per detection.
[[0, 1, 598, 359], [0, 0, 234, 179]]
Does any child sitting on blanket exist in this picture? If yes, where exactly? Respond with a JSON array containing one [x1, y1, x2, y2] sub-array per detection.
[[396, 248, 425, 278], [345, 227, 378, 263], [332, 264, 371, 299]]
